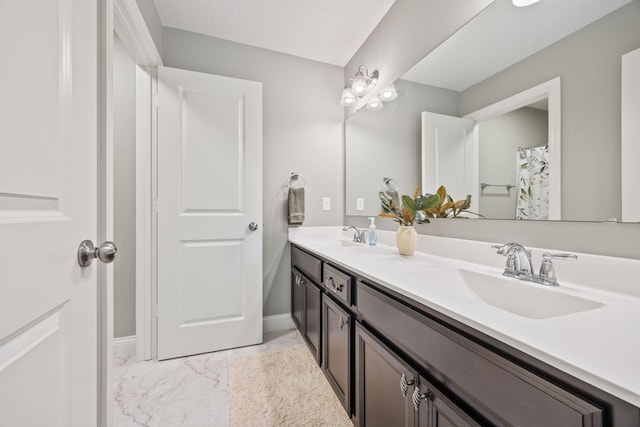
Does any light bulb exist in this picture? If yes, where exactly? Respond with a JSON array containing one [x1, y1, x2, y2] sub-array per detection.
[[340, 87, 356, 106], [366, 95, 383, 111], [379, 83, 398, 101], [352, 72, 368, 94], [512, 0, 541, 7]]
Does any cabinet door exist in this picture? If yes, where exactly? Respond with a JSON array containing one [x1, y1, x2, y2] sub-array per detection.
[[291, 270, 304, 332], [322, 295, 352, 414], [303, 278, 322, 364], [355, 324, 416, 427], [415, 376, 480, 427]]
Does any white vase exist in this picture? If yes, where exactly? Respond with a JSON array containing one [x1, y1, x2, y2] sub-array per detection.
[[396, 225, 417, 256]]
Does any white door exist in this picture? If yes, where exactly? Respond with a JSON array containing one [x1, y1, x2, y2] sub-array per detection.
[[157, 66, 263, 360], [422, 112, 478, 203], [0, 0, 99, 426]]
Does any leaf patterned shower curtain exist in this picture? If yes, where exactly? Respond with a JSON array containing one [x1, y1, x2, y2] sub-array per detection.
[[516, 145, 549, 220]]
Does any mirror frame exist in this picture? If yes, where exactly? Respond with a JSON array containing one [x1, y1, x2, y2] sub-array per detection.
[[461, 77, 562, 220]]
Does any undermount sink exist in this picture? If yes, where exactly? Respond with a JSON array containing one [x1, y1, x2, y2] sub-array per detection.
[[407, 268, 604, 319]]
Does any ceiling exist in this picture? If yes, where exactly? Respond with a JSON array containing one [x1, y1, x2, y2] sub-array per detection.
[[401, 0, 634, 91], [152, 0, 396, 66]]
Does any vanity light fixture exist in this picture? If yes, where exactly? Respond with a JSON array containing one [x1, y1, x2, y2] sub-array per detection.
[[340, 65, 379, 107], [512, 0, 541, 7]]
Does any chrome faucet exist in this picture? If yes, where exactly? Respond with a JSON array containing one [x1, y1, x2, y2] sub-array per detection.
[[493, 243, 577, 286], [342, 226, 366, 243]]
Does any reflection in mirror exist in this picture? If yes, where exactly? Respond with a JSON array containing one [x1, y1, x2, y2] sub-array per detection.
[[345, 0, 640, 222]]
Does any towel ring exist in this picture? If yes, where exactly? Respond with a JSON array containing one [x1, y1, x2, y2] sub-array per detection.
[[288, 173, 306, 189]]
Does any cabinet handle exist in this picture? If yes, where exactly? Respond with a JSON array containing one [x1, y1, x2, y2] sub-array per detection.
[[325, 277, 344, 293], [412, 386, 434, 411], [400, 373, 415, 397], [339, 316, 349, 330], [295, 276, 301, 287]]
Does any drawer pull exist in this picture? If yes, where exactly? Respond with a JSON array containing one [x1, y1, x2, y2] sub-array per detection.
[[412, 386, 434, 411], [325, 277, 344, 293], [339, 316, 349, 330], [400, 373, 414, 397]]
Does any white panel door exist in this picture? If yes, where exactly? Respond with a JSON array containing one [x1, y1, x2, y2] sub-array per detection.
[[422, 112, 478, 203], [0, 0, 98, 426], [157, 66, 263, 360]]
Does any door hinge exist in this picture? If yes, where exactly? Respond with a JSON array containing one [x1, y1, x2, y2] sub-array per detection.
[[152, 199, 158, 212], [153, 305, 158, 318], [152, 93, 158, 108]]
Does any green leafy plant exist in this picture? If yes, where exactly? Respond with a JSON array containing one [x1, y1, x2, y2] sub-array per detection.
[[379, 185, 478, 225]]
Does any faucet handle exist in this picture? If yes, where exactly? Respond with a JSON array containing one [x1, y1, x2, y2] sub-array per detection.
[[539, 252, 578, 286]]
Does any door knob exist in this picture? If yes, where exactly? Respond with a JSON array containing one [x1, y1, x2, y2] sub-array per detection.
[[248, 222, 259, 231], [77, 240, 118, 267]]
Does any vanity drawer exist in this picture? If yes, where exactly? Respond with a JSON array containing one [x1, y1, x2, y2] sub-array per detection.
[[323, 263, 353, 307], [357, 282, 603, 427], [291, 246, 322, 284]]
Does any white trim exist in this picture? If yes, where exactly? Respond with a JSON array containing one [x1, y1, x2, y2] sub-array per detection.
[[112, 0, 162, 364], [98, 0, 114, 425], [113, 335, 137, 358], [464, 77, 562, 220], [113, 0, 162, 67], [263, 314, 295, 333], [135, 66, 153, 361], [621, 47, 640, 222]]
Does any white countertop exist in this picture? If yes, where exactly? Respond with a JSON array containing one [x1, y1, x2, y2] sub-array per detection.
[[288, 226, 640, 407]]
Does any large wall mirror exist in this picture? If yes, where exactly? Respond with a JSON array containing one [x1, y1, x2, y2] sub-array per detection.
[[345, 0, 640, 222]]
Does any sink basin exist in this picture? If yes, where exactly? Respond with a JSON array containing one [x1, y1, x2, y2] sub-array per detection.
[[406, 269, 604, 319]]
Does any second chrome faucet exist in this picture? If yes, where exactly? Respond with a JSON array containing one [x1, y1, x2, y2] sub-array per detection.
[[493, 242, 577, 286]]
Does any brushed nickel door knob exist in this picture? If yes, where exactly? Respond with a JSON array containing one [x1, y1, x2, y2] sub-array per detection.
[[77, 240, 118, 267]]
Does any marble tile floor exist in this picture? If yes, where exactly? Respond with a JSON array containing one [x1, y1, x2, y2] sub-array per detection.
[[113, 329, 304, 427]]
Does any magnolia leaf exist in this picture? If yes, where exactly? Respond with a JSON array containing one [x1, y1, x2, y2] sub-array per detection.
[[401, 207, 414, 225], [440, 202, 454, 215], [436, 185, 447, 203], [454, 199, 466, 209], [413, 185, 420, 200], [402, 195, 417, 214], [378, 212, 398, 219], [426, 207, 439, 217], [422, 194, 440, 209]]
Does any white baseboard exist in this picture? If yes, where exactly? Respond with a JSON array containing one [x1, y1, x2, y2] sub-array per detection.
[[263, 313, 295, 333], [113, 335, 136, 358]]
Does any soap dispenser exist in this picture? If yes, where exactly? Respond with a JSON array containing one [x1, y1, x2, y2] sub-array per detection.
[[368, 217, 377, 246]]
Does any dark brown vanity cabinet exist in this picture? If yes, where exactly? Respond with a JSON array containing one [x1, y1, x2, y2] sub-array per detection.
[[322, 293, 352, 414], [290, 244, 639, 426], [291, 246, 324, 364], [355, 323, 478, 427], [355, 324, 416, 427], [291, 268, 322, 363], [415, 376, 480, 427]]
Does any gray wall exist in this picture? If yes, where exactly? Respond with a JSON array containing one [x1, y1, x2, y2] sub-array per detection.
[[478, 107, 548, 219], [461, 2, 640, 221], [113, 35, 137, 338], [345, 0, 493, 116], [345, 1, 640, 260], [162, 28, 345, 316], [346, 80, 459, 216]]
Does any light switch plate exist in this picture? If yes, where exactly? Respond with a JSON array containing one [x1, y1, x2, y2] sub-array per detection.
[[322, 197, 331, 211], [356, 198, 364, 211]]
